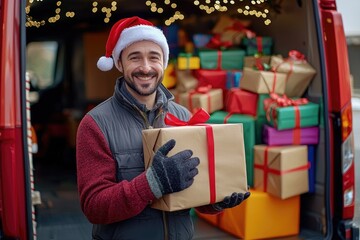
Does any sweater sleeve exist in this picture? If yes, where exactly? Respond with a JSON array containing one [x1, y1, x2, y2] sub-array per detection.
[[76, 114, 156, 224]]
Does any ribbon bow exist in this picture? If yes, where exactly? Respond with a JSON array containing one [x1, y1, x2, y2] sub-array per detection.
[[165, 108, 210, 126], [288, 50, 306, 61], [269, 93, 309, 107], [224, 21, 256, 39], [206, 34, 233, 50]]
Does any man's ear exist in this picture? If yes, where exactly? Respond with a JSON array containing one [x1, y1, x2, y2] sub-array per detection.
[[117, 58, 124, 73]]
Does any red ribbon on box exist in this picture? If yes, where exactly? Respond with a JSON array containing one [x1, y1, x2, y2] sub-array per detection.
[[164, 109, 217, 204], [254, 146, 311, 192], [206, 34, 233, 50], [188, 85, 213, 114], [273, 50, 307, 84], [264, 93, 308, 143]]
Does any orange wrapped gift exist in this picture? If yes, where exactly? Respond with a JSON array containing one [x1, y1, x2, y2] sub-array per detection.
[[197, 189, 300, 239]]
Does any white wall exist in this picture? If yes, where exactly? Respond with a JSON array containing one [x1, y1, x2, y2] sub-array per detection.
[[337, 0, 360, 36]]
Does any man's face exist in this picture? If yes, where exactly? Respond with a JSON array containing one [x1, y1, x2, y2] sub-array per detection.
[[118, 40, 165, 97]]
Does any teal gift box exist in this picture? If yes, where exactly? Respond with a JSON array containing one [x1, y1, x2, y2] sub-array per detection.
[[264, 99, 320, 130], [207, 111, 255, 187], [242, 37, 273, 56], [199, 49, 245, 70]]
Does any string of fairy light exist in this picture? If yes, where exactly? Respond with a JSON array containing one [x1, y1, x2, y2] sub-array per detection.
[[25, 0, 272, 28]]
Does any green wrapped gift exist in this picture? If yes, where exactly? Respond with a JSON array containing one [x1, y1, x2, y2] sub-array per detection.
[[242, 37, 273, 56], [207, 111, 255, 187], [265, 100, 320, 130], [257, 94, 270, 117], [199, 49, 245, 70]]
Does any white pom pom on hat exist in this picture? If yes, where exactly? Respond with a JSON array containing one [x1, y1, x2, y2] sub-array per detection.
[[97, 16, 169, 71]]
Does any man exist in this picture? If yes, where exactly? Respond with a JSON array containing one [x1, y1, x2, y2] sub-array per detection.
[[76, 16, 250, 240]]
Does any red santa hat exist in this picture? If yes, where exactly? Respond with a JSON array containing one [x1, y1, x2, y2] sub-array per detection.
[[97, 16, 169, 71]]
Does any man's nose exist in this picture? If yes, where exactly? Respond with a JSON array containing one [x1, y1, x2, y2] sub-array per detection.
[[139, 59, 152, 72]]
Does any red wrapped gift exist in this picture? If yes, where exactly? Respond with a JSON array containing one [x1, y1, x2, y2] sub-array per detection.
[[225, 88, 258, 117], [194, 69, 227, 90]]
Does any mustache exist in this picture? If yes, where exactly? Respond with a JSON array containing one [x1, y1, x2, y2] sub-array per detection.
[[132, 71, 157, 78]]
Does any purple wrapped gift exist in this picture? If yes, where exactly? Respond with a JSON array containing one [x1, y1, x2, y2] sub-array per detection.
[[263, 124, 319, 146]]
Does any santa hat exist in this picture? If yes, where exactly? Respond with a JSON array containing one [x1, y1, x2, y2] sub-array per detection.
[[97, 16, 169, 71]]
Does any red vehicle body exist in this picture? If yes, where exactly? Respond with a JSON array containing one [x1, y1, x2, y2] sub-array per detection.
[[0, 0, 358, 239]]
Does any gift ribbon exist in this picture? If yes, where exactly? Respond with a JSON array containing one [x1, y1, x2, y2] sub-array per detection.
[[164, 109, 217, 203], [273, 50, 307, 84], [265, 93, 308, 132], [224, 21, 256, 39], [256, 37, 263, 54], [206, 34, 233, 50], [254, 146, 310, 192], [179, 53, 193, 69], [188, 85, 212, 114], [259, 70, 277, 93], [217, 51, 222, 70]]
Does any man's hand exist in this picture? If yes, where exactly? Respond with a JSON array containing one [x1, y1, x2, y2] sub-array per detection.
[[146, 139, 200, 199], [212, 192, 251, 211]]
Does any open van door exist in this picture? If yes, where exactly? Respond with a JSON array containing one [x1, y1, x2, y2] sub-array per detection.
[[0, 0, 35, 239]]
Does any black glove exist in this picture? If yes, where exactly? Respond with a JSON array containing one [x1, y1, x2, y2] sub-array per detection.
[[146, 139, 200, 199], [212, 192, 251, 211]]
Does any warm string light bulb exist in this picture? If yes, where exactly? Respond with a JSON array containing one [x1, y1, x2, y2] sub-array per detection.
[[194, 0, 272, 25], [145, 0, 184, 25]]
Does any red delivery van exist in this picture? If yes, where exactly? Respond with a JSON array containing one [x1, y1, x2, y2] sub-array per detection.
[[0, 0, 358, 239]]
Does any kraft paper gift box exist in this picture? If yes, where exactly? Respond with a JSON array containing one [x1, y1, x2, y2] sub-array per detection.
[[177, 53, 200, 70], [264, 98, 320, 130], [207, 111, 255, 187], [243, 55, 271, 68], [270, 53, 316, 97], [198, 49, 245, 70], [194, 69, 227, 90], [178, 88, 223, 114], [242, 36, 273, 56], [254, 145, 309, 199], [175, 69, 198, 93], [263, 125, 320, 146], [196, 189, 300, 239], [225, 88, 258, 117], [226, 71, 242, 89], [142, 117, 248, 211], [239, 67, 287, 94]]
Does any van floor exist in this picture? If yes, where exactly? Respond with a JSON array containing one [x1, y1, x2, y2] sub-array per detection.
[[34, 161, 313, 240]]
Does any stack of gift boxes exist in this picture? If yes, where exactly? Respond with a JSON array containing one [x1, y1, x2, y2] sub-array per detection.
[[164, 16, 319, 239]]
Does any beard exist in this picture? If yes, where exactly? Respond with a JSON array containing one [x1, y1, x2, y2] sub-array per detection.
[[123, 70, 163, 96]]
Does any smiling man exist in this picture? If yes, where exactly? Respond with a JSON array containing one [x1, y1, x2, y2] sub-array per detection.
[[76, 16, 249, 240]]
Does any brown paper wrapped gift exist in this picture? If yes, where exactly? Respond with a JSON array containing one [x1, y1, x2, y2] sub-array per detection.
[[254, 145, 309, 199], [175, 69, 198, 93], [142, 120, 248, 211], [243, 56, 271, 68], [178, 87, 223, 114], [270, 52, 316, 97], [239, 67, 287, 94]]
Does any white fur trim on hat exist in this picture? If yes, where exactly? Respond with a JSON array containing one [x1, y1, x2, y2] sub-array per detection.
[[112, 24, 169, 71], [97, 56, 114, 71]]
